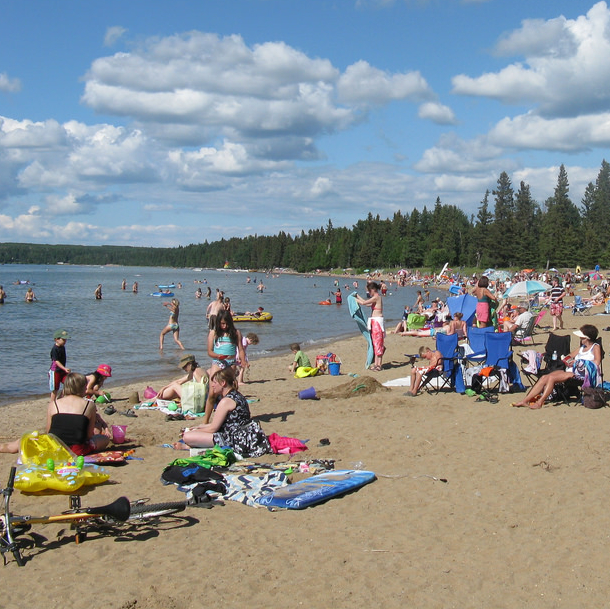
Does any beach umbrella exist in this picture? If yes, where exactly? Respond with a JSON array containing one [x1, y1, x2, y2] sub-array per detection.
[[503, 280, 551, 299], [589, 272, 602, 280], [447, 294, 477, 326]]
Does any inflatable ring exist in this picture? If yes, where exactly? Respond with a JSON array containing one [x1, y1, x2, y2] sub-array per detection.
[[14, 431, 110, 493]]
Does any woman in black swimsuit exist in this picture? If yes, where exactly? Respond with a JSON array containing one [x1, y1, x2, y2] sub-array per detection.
[[0, 373, 110, 454], [47, 373, 110, 455]]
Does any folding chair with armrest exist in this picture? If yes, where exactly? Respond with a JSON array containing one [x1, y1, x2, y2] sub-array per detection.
[[520, 333, 571, 387], [480, 331, 513, 393], [572, 295, 592, 316], [419, 333, 463, 394], [512, 315, 537, 345], [553, 337, 604, 404], [463, 326, 495, 367]]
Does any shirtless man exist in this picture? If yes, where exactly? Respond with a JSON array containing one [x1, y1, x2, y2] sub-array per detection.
[[206, 290, 225, 330]]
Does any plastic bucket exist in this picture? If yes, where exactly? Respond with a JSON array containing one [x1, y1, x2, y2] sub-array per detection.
[[328, 362, 341, 376], [298, 386, 318, 400], [111, 425, 127, 444]]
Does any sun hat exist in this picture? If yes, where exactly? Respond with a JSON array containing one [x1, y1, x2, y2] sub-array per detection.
[[53, 329, 70, 340], [97, 364, 112, 377], [574, 325, 598, 341], [179, 354, 196, 368]]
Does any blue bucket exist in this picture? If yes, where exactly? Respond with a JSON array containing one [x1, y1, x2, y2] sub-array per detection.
[[298, 386, 318, 400], [328, 362, 341, 376]]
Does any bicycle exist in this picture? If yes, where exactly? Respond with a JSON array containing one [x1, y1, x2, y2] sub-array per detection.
[[0, 466, 188, 566]]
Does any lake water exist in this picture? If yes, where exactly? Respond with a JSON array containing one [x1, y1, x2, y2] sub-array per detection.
[[0, 264, 445, 403]]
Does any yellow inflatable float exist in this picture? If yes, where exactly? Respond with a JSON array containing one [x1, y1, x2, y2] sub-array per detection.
[[14, 431, 110, 493]]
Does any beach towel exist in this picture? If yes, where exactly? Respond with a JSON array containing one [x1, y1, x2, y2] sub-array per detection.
[[522, 349, 542, 375], [223, 471, 289, 507], [348, 293, 374, 369]]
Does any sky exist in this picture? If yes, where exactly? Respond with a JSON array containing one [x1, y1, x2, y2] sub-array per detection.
[[1, 0, 610, 248]]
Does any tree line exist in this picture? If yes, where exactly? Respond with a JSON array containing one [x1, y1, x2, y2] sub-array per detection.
[[1, 160, 609, 272]]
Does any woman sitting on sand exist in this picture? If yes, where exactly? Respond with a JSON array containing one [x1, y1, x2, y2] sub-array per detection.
[[174, 367, 270, 458], [0, 373, 111, 455], [511, 324, 602, 409], [157, 354, 208, 401]]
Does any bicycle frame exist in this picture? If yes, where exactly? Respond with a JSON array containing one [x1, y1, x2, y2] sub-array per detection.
[[1, 466, 131, 566]]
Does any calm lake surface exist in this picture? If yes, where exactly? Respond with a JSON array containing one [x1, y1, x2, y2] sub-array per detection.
[[0, 264, 444, 403]]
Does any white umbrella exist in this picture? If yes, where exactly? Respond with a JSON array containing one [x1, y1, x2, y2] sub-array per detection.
[[503, 280, 551, 299]]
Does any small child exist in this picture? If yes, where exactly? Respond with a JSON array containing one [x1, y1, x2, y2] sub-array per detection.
[[288, 343, 311, 374], [49, 329, 71, 402], [237, 333, 259, 384]]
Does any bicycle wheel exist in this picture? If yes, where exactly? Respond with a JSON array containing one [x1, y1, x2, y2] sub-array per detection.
[[128, 500, 186, 520]]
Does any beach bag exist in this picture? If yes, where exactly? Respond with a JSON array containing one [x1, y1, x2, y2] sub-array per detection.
[[181, 380, 208, 414], [143, 386, 157, 400], [471, 374, 484, 394], [582, 387, 606, 409]]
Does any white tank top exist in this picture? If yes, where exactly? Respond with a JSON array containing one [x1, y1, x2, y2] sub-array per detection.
[[576, 343, 597, 362]]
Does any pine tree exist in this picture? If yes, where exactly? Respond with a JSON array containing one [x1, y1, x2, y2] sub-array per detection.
[[513, 181, 540, 267], [491, 172, 515, 266], [539, 165, 581, 268]]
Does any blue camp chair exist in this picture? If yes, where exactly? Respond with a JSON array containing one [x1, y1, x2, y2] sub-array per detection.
[[572, 295, 592, 316], [480, 331, 513, 392], [463, 326, 495, 367], [419, 333, 464, 394]]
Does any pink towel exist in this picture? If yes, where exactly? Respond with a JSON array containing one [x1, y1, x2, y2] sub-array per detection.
[[267, 433, 308, 454]]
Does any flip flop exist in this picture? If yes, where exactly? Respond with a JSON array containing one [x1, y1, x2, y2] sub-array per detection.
[[104, 405, 116, 415], [120, 409, 138, 418]]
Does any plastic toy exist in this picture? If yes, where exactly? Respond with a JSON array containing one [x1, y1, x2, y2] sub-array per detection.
[[14, 432, 110, 493]]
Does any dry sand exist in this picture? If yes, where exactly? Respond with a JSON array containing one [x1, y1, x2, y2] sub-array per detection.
[[1, 306, 610, 609]]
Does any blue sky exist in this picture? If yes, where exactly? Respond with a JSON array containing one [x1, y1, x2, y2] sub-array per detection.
[[1, 0, 608, 247]]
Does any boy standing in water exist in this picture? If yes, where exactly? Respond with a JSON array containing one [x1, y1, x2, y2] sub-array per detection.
[[49, 329, 71, 402]]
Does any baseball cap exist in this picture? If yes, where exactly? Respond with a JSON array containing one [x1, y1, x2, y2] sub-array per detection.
[[53, 329, 70, 340]]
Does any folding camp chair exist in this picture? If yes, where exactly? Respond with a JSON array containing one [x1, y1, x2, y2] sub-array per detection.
[[463, 325, 495, 367], [520, 333, 571, 387], [512, 315, 537, 345], [480, 331, 513, 393], [419, 333, 461, 394], [572, 295, 592, 316], [553, 337, 605, 404], [532, 308, 547, 335]]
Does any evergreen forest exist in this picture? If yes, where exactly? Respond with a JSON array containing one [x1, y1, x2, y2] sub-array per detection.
[[2, 161, 610, 273]]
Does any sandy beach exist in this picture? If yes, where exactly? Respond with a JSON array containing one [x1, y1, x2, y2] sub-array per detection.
[[2, 306, 610, 609]]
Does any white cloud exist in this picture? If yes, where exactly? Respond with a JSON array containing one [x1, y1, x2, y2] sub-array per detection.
[[104, 26, 127, 47], [452, 1, 610, 118], [414, 133, 505, 174], [310, 177, 334, 197], [488, 112, 610, 152], [417, 101, 458, 125], [337, 60, 434, 104], [0, 72, 21, 93]]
